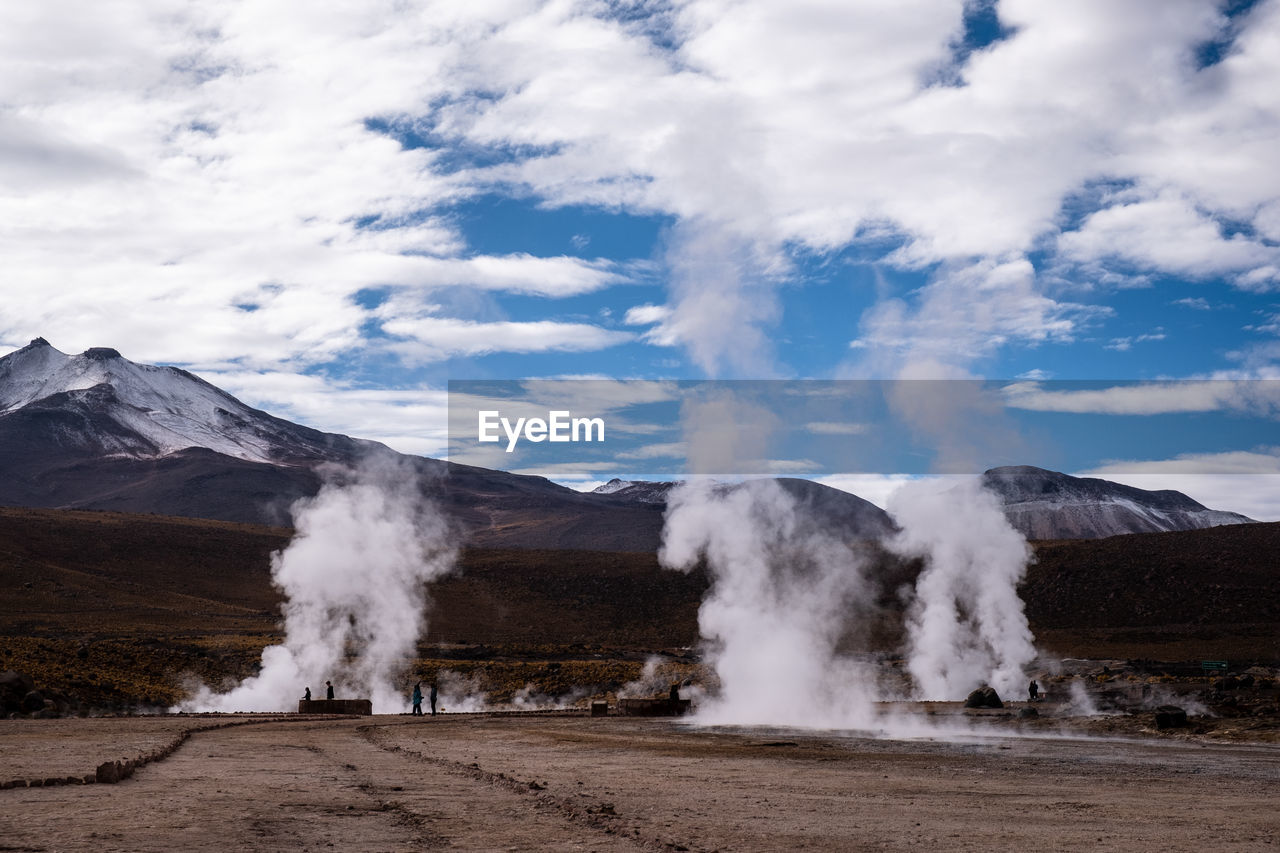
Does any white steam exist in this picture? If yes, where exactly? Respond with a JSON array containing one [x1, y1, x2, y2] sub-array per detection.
[[660, 478, 878, 727], [180, 457, 456, 713], [887, 477, 1037, 701]]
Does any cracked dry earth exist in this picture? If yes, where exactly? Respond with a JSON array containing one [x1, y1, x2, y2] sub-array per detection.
[[1, 714, 1277, 851]]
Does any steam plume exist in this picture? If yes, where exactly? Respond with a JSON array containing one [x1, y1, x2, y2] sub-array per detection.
[[887, 477, 1036, 700], [181, 456, 456, 713], [660, 478, 878, 727]]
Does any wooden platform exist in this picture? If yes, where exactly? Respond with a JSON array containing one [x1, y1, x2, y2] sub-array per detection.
[[616, 698, 691, 717], [297, 699, 372, 715]]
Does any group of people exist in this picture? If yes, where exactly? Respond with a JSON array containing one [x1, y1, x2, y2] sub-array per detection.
[[301, 681, 336, 702], [411, 681, 438, 716], [301, 680, 438, 715]]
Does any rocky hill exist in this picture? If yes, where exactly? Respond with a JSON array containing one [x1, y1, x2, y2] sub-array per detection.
[[982, 465, 1254, 540]]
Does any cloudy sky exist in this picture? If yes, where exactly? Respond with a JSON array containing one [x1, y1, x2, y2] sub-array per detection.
[[3, 0, 1279, 513]]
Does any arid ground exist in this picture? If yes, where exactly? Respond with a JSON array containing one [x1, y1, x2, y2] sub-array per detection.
[[2, 711, 1278, 852]]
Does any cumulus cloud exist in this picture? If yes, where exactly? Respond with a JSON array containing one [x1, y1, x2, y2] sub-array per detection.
[[0, 0, 633, 387], [429, 0, 1280, 374], [6, 0, 1280, 428]]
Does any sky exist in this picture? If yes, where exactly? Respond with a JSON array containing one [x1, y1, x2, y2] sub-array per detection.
[[2, 0, 1279, 516]]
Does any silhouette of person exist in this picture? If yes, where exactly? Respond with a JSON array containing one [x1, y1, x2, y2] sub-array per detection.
[[1028, 679, 1039, 701], [429, 682, 438, 716], [303, 686, 311, 702], [411, 682, 423, 716], [669, 682, 680, 701], [326, 680, 335, 700]]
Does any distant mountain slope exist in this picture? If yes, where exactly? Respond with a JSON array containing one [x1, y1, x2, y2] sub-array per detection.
[[982, 465, 1254, 540], [0, 338, 371, 464], [0, 340, 1253, 547], [0, 339, 892, 548]]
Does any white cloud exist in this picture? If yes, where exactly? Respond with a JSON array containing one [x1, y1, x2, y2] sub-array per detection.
[[1084, 452, 1280, 521], [4, 0, 1280, 406], [205, 369, 449, 456], [381, 315, 632, 362], [616, 441, 687, 460], [1105, 331, 1167, 351], [814, 473, 922, 509], [0, 1, 632, 379], [430, 0, 1280, 372], [1058, 190, 1280, 290], [805, 421, 868, 436], [1172, 297, 1214, 310], [1002, 379, 1280, 416], [846, 258, 1107, 374], [623, 304, 671, 326]]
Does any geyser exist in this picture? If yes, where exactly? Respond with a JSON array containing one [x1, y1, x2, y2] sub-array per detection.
[[887, 476, 1037, 701], [659, 478, 879, 727], [181, 455, 456, 713]]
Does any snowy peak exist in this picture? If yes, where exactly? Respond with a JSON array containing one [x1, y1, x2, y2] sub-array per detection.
[[590, 478, 675, 504], [982, 465, 1254, 540], [0, 339, 365, 466]]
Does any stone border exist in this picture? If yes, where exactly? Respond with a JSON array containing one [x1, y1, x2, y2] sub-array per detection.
[[0, 714, 358, 790]]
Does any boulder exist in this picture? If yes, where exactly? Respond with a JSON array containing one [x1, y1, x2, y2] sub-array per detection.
[[1154, 705, 1188, 729], [20, 691, 45, 714], [964, 686, 1004, 709], [0, 671, 35, 713], [95, 761, 123, 784], [1018, 706, 1039, 719]]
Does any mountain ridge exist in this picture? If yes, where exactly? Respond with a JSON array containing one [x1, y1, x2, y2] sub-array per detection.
[[0, 339, 1255, 544]]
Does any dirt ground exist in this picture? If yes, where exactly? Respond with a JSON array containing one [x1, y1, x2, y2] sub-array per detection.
[[1, 712, 1277, 852]]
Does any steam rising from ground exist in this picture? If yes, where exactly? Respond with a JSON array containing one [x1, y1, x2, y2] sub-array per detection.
[[658, 471, 1041, 726], [887, 477, 1037, 700], [181, 457, 456, 713], [660, 479, 878, 727]]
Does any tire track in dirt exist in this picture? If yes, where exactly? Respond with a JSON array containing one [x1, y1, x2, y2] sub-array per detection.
[[359, 722, 696, 853]]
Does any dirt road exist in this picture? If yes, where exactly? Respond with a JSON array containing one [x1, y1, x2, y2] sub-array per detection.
[[1, 714, 1276, 851]]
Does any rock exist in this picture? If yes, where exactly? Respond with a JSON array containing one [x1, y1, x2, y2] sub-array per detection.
[[1213, 676, 1240, 691], [95, 761, 123, 784], [964, 686, 1004, 709], [1154, 705, 1188, 729], [20, 691, 45, 714], [1018, 706, 1039, 719], [0, 670, 35, 713], [1237, 674, 1255, 689]]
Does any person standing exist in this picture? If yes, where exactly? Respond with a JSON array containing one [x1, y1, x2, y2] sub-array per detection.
[[303, 686, 311, 702], [411, 682, 423, 716], [429, 682, 438, 716], [1028, 679, 1039, 701], [326, 680, 335, 700]]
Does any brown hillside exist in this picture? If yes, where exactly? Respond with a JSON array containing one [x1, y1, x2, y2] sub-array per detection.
[[1, 507, 1276, 661], [1024, 522, 1280, 628]]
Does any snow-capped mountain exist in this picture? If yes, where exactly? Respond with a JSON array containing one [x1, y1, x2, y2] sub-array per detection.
[[591, 478, 676, 504], [981, 465, 1254, 540], [0, 339, 1256, 545], [0, 338, 368, 465]]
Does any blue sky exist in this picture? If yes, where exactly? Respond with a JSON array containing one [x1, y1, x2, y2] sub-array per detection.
[[2, 0, 1279, 516]]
